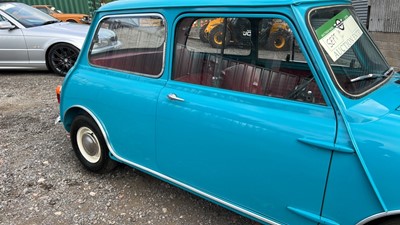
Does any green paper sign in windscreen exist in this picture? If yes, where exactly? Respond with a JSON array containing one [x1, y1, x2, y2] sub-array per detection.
[[316, 9, 363, 62]]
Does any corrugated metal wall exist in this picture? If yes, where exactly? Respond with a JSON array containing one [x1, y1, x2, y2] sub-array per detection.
[[352, 0, 368, 27], [369, 0, 400, 32], [15, 0, 102, 15]]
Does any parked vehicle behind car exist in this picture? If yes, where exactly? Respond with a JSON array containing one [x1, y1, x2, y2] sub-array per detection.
[[32, 5, 91, 24], [0, 2, 119, 76], [56, 0, 400, 224], [199, 17, 291, 50]]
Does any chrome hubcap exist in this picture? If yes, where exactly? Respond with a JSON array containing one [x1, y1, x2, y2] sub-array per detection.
[[76, 127, 101, 163], [82, 133, 99, 157]]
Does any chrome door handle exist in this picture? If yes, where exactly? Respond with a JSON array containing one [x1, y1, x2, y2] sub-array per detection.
[[167, 93, 185, 102]]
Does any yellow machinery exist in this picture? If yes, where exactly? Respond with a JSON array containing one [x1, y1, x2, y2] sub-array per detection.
[[199, 18, 292, 50]]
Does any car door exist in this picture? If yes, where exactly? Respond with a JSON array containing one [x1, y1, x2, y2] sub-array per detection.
[[0, 14, 29, 67], [156, 15, 337, 224]]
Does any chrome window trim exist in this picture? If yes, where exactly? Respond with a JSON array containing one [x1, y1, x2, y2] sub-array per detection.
[[64, 105, 282, 225], [306, 5, 391, 99], [88, 13, 167, 78]]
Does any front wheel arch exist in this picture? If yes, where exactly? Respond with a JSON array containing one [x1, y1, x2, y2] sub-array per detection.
[[364, 216, 400, 225]]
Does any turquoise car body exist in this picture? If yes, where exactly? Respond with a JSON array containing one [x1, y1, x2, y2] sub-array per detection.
[[58, 0, 400, 224]]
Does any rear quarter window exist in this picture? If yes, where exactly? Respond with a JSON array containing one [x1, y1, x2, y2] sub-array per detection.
[[88, 14, 165, 76]]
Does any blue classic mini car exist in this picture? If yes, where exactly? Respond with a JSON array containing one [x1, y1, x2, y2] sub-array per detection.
[[56, 0, 400, 224]]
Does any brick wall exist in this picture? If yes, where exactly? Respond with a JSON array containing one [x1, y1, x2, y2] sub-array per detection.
[[370, 32, 400, 67]]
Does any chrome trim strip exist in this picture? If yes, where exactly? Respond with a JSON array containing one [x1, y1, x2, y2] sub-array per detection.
[[65, 105, 281, 225], [356, 210, 400, 225]]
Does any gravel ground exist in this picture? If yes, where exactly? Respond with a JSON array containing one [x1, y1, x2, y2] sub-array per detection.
[[0, 72, 260, 225]]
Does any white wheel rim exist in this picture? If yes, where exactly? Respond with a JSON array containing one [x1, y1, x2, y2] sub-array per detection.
[[76, 127, 101, 163]]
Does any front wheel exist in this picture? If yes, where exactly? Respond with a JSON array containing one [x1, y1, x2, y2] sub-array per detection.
[[47, 43, 79, 76], [70, 115, 117, 173]]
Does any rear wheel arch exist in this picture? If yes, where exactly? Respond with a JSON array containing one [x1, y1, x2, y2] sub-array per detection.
[[63, 107, 110, 144], [63, 107, 99, 132], [70, 114, 117, 173]]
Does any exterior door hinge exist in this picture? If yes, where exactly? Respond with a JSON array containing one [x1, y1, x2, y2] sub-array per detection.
[[297, 137, 354, 154], [288, 206, 340, 225]]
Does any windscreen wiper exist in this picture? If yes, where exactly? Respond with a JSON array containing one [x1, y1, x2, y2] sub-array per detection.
[[350, 67, 394, 83]]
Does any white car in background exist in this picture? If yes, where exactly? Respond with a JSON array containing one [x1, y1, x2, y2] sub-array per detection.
[[0, 2, 119, 76]]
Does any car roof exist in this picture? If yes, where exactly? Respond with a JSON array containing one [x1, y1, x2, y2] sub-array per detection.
[[99, 0, 351, 12]]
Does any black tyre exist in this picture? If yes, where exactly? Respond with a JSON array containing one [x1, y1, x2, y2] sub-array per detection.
[[267, 32, 290, 51], [209, 25, 231, 49], [70, 115, 117, 173], [199, 23, 209, 43], [47, 43, 79, 76], [67, 19, 78, 23]]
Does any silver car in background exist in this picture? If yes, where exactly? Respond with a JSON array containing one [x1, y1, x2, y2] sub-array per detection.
[[0, 2, 119, 76]]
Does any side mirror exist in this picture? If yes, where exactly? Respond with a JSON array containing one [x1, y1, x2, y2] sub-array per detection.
[[0, 21, 15, 30]]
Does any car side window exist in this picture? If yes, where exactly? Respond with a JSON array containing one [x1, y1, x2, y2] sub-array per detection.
[[89, 14, 165, 76], [173, 17, 326, 105]]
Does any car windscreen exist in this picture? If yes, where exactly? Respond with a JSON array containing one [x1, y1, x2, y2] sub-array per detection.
[[308, 6, 392, 98], [0, 2, 58, 28]]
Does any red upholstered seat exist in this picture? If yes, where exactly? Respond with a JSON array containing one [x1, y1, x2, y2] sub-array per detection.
[[221, 64, 300, 98], [173, 46, 325, 104]]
